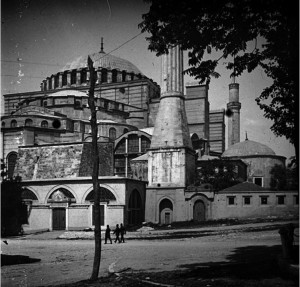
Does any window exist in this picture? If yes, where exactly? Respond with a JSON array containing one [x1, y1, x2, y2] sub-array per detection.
[[109, 128, 117, 140], [277, 195, 285, 205], [243, 196, 251, 205], [2, 121, 5, 128], [294, 195, 299, 205], [92, 205, 105, 226], [253, 177, 263, 187], [227, 196, 235, 205], [260, 196, 268, 205], [11, 120, 17, 128], [7, 152, 17, 178], [141, 136, 151, 153], [123, 128, 129, 134], [41, 120, 48, 128], [128, 134, 139, 153], [25, 119, 33, 126]]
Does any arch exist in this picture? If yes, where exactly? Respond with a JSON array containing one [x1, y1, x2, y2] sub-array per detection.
[[193, 200, 206, 221], [159, 198, 173, 225], [109, 127, 117, 140], [85, 187, 116, 202], [11, 119, 17, 128], [41, 120, 48, 128], [6, 152, 18, 178], [22, 188, 38, 201], [45, 185, 78, 204], [128, 189, 143, 225], [25, 118, 33, 126]]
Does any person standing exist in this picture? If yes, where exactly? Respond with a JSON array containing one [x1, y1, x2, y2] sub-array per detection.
[[104, 225, 112, 244], [120, 223, 126, 243], [113, 224, 121, 243]]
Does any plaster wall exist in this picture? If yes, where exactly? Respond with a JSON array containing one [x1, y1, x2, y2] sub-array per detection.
[[211, 191, 299, 219], [242, 157, 285, 188], [145, 187, 187, 223]]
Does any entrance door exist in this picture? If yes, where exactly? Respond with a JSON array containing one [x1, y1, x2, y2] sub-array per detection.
[[165, 212, 171, 225], [52, 208, 66, 230], [193, 200, 206, 221]]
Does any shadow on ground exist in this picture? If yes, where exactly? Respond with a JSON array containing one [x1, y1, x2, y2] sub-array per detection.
[[1, 254, 41, 266], [55, 245, 298, 287]]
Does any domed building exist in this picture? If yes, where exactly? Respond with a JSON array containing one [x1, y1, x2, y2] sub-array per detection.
[[222, 138, 286, 189]]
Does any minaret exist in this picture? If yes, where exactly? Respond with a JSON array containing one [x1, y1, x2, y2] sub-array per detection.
[[227, 79, 241, 147], [148, 46, 195, 187]]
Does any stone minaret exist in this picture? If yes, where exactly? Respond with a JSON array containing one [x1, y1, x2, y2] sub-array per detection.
[[227, 82, 241, 147], [148, 46, 195, 187]]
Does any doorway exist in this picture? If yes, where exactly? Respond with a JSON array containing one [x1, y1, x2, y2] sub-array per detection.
[[193, 200, 206, 221], [52, 208, 66, 230]]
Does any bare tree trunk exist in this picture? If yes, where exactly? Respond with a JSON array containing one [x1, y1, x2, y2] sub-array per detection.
[[87, 56, 102, 281]]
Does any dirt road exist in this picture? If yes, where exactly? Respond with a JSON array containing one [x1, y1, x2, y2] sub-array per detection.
[[2, 223, 297, 287]]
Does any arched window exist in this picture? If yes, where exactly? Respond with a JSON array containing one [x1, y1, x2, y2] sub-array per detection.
[[11, 120, 17, 128], [112, 70, 118, 82], [128, 134, 139, 153], [128, 189, 143, 225], [109, 127, 117, 140], [101, 69, 107, 83], [62, 72, 68, 86], [7, 152, 18, 178], [71, 70, 77, 85], [41, 120, 48, 128], [141, 136, 151, 153], [25, 119, 33, 126]]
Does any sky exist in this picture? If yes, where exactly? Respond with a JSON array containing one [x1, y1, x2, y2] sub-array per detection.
[[1, 0, 295, 162]]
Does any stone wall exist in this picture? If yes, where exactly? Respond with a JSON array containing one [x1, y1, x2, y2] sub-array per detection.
[[16, 142, 114, 180]]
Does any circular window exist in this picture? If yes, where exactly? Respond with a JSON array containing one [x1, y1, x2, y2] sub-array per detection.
[[52, 119, 61, 129]]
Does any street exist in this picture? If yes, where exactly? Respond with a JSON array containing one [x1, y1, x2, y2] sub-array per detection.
[[2, 223, 297, 287]]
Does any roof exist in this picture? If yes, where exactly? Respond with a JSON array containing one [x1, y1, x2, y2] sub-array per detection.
[[131, 153, 148, 161], [62, 51, 142, 75], [222, 140, 276, 157], [220, 182, 266, 192]]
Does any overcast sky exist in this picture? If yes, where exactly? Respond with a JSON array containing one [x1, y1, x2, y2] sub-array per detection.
[[1, 0, 295, 162]]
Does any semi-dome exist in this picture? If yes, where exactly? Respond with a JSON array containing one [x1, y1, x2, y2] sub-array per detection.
[[62, 50, 142, 75], [222, 139, 276, 157]]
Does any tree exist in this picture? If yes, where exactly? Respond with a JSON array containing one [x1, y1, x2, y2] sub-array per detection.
[[1, 161, 24, 237], [269, 164, 287, 190], [197, 160, 241, 191], [139, 0, 299, 161], [87, 56, 102, 281]]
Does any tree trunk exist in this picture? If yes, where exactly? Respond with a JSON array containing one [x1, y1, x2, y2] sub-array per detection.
[[87, 56, 102, 281]]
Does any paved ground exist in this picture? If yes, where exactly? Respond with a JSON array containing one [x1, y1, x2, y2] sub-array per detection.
[[1, 220, 299, 287]]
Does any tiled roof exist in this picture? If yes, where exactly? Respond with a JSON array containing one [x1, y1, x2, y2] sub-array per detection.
[[220, 181, 266, 192]]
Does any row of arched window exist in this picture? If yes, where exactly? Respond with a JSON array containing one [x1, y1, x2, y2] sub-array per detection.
[[3, 119, 49, 128], [42, 69, 139, 91]]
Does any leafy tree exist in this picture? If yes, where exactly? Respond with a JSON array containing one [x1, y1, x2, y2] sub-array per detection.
[[269, 164, 287, 190], [197, 160, 241, 191], [1, 161, 24, 237], [139, 0, 298, 161], [87, 56, 102, 281]]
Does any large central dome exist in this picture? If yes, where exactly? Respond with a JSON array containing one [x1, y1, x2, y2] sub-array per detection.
[[62, 50, 142, 75]]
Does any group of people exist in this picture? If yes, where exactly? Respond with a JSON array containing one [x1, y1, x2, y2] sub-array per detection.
[[104, 223, 126, 244]]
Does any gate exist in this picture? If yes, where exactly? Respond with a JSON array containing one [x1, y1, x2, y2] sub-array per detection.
[[52, 208, 66, 230], [193, 200, 206, 221]]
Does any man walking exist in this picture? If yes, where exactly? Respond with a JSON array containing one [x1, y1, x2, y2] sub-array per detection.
[[120, 223, 126, 243], [104, 225, 112, 244], [113, 224, 121, 243]]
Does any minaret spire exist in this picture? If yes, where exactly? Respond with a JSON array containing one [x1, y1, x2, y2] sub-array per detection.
[[100, 37, 104, 53], [147, 45, 195, 187]]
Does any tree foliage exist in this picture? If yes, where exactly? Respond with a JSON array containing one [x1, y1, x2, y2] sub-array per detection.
[[139, 0, 298, 158], [269, 164, 287, 190], [197, 160, 241, 191]]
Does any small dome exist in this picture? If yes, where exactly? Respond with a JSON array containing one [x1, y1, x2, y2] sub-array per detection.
[[222, 140, 276, 157], [62, 51, 142, 75]]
